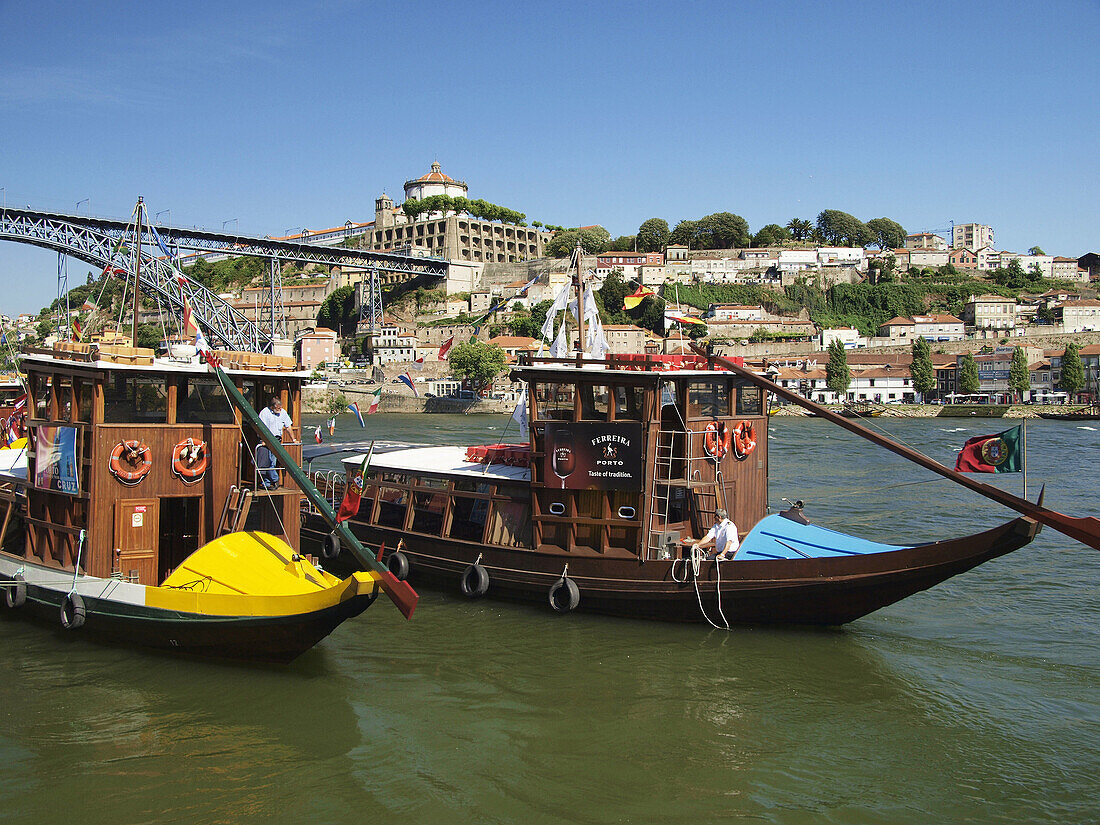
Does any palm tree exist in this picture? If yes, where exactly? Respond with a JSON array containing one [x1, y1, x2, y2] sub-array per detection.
[[786, 218, 812, 242]]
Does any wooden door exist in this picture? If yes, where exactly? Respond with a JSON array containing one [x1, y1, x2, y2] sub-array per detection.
[[114, 499, 159, 585]]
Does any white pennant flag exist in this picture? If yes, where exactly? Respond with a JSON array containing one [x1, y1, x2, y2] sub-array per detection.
[[511, 389, 529, 440], [550, 320, 570, 357]]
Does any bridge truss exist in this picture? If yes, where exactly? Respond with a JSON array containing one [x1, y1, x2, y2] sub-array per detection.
[[0, 206, 449, 353]]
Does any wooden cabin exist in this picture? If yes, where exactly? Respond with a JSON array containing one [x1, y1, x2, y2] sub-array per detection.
[[16, 342, 307, 586], [323, 353, 769, 567], [521, 353, 768, 559]]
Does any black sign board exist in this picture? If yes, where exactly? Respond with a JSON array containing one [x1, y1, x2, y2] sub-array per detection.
[[544, 422, 644, 491]]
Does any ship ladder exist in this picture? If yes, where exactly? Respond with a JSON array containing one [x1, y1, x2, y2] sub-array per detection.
[[216, 485, 254, 537], [645, 430, 678, 560]]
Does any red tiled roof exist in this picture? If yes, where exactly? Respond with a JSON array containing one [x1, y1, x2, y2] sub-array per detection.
[[881, 316, 915, 326]]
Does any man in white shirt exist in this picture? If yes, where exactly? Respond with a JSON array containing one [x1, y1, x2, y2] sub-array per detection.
[[257, 396, 294, 489], [692, 508, 740, 561]]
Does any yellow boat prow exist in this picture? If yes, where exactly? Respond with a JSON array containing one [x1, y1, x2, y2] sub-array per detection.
[[162, 530, 342, 595], [151, 531, 380, 617]]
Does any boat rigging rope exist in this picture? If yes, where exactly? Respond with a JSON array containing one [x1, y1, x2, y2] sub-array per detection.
[[68, 529, 85, 596], [211, 375, 290, 540]]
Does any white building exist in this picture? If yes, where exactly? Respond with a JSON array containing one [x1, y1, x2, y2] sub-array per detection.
[[1000, 253, 1054, 278], [820, 327, 864, 349], [952, 223, 994, 251], [706, 304, 765, 322], [1055, 300, 1100, 333], [964, 295, 1017, 331], [905, 233, 948, 251], [370, 324, 419, 364], [777, 250, 817, 273], [912, 314, 965, 341]]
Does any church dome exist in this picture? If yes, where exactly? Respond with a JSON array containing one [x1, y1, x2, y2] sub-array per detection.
[[403, 162, 468, 201]]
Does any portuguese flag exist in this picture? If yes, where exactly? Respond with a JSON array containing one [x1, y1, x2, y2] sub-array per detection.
[[954, 425, 1023, 473]]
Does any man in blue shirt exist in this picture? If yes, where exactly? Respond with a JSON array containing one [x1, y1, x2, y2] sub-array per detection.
[[257, 396, 294, 489]]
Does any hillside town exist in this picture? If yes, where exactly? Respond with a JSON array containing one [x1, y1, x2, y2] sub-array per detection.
[[10, 162, 1100, 407]]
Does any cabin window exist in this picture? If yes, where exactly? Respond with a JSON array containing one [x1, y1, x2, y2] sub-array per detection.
[[240, 380, 257, 411], [179, 378, 235, 424], [75, 379, 94, 423], [51, 377, 73, 421], [687, 380, 727, 419], [449, 494, 488, 542], [32, 374, 50, 420], [375, 479, 409, 528], [103, 376, 168, 424], [487, 497, 531, 547], [612, 385, 644, 421], [735, 384, 762, 416], [536, 382, 575, 421], [410, 480, 448, 536], [579, 385, 610, 421]]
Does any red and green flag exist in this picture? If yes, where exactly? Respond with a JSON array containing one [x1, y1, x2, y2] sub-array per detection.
[[954, 425, 1023, 473], [336, 454, 370, 523]]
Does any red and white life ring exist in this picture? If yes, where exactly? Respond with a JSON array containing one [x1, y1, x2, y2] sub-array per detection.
[[109, 440, 152, 483], [732, 421, 756, 460], [172, 438, 208, 481], [703, 421, 731, 460]]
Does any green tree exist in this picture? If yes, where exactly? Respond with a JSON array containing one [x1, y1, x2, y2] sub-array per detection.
[[636, 218, 670, 252], [607, 234, 636, 252], [816, 210, 872, 247], [959, 351, 980, 394], [910, 337, 936, 400], [669, 219, 700, 247], [694, 212, 751, 249], [545, 226, 611, 257], [786, 218, 813, 242], [1028, 246, 1046, 256], [448, 340, 508, 392], [317, 285, 356, 335], [1060, 342, 1085, 395], [752, 224, 792, 247], [1009, 346, 1031, 402], [866, 217, 907, 250], [825, 339, 851, 397]]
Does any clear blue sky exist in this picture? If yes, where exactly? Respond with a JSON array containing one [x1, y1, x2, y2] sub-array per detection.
[[2, 0, 1097, 315]]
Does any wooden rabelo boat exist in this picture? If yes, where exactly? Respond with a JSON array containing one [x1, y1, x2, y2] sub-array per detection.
[[302, 341, 1100, 626], [839, 401, 883, 418], [1037, 403, 1100, 421], [0, 341, 416, 661]]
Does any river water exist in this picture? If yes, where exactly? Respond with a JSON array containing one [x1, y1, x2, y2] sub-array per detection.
[[1, 414, 1097, 824]]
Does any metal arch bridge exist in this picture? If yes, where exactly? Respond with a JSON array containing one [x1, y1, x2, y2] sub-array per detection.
[[0, 206, 449, 353]]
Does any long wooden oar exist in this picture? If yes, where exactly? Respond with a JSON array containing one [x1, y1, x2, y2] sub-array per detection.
[[695, 344, 1100, 552], [206, 352, 418, 619]]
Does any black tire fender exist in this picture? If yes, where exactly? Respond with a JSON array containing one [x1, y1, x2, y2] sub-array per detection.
[[60, 592, 86, 630], [387, 550, 410, 581], [5, 574, 26, 609], [548, 577, 580, 612], [460, 563, 489, 598], [322, 532, 341, 560]]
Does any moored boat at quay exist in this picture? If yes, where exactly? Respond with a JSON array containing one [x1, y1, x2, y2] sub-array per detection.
[[303, 346, 1100, 625], [0, 341, 416, 662]]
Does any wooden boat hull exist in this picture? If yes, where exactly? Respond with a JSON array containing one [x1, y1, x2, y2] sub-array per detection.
[[0, 551, 378, 663], [1036, 413, 1100, 421], [304, 515, 1039, 626]]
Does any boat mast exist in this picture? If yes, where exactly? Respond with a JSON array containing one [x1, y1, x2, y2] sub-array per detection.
[[132, 196, 143, 347], [574, 240, 585, 356], [696, 344, 1100, 552]]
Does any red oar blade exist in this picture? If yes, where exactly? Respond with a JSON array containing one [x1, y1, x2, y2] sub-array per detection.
[[379, 570, 419, 620]]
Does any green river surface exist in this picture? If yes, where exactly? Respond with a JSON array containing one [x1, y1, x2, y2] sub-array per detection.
[[1, 414, 1097, 824]]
